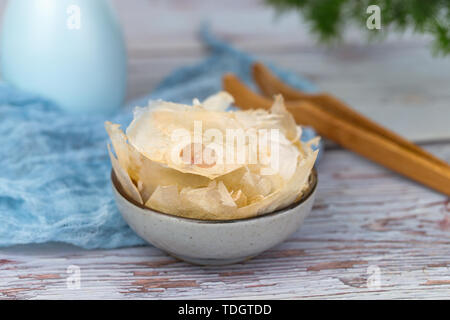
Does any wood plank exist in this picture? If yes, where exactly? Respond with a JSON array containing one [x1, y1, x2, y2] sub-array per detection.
[[125, 43, 450, 142], [1, 142, 449, 299], [114, 0, 450, 142]]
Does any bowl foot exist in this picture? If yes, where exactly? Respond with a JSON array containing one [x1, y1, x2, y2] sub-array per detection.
[[169, 252, 256, 266]]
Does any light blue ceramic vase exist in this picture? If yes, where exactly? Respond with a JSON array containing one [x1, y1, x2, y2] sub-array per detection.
[[1, 0, 127, 114]]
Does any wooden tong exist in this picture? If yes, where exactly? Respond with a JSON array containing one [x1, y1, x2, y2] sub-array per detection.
[[223, 62, 450, 196]]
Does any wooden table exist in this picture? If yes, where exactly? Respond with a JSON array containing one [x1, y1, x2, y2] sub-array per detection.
[[0, 0, 449, 299]]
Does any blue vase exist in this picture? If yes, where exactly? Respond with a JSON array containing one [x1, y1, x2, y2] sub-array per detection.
[[1, 0, 127, 114]]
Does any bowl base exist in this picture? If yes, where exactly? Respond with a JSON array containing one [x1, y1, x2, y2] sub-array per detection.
[[169, 252, 256, 266]]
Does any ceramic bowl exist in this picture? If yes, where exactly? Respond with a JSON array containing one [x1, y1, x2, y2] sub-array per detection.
[[111, 169, 317, 265]]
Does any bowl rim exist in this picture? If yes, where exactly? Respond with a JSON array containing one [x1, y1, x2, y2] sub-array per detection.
[[111, 168, 317, 224]]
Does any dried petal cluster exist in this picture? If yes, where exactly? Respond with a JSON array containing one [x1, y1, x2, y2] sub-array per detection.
[[106, 92, 318, 220]]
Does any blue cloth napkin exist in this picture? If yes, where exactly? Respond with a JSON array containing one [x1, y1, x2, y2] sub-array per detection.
[[0, 29, 321, 249]]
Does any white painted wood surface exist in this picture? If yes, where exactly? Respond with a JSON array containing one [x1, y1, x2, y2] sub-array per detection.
[[0, 0, 449, 299], [1, 143, 449, 299]]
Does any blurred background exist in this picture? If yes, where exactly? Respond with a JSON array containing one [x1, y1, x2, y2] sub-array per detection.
[[0, 0, 449, 142], [0, 1, 449, 299]]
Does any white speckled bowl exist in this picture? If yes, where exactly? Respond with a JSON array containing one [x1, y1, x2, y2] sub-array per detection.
[[112, 170, 317, 265]]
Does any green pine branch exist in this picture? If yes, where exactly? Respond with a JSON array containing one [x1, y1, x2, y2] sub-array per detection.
[[265, 0, 450, 55]]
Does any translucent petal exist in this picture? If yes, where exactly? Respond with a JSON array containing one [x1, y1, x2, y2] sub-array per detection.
[[108, 144, 143, 204], [105, 92, 319, 220]]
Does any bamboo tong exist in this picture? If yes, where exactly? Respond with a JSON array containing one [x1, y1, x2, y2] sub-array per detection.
[[223, 62, 450, 196]]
